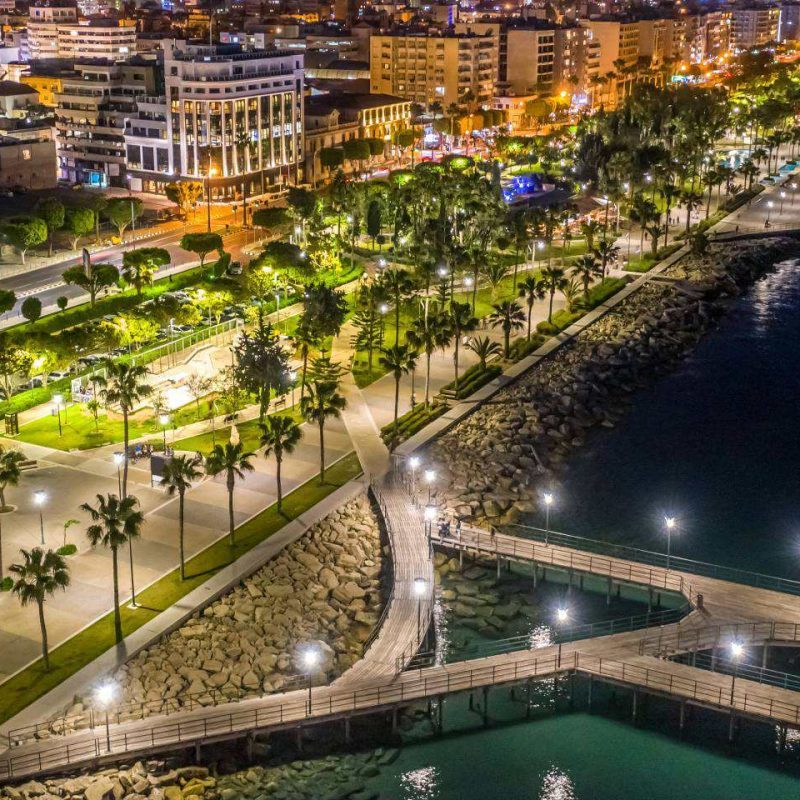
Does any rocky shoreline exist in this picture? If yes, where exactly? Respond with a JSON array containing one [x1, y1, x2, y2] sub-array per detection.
[[45, 495, 385, 736], [428, 238, 798, 525]]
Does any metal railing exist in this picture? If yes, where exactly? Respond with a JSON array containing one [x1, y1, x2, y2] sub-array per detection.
[[639, 620, 800, 657], [674, 651, 800, 694], [506, 523, 800, 597], [6, 649, 800, 781], [430, 527, 695, 603], [401, 603, 690, 670]]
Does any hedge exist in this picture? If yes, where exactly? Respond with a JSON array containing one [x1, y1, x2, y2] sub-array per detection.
[[441, 363, 502, 399], [380, 402, 448, 445]]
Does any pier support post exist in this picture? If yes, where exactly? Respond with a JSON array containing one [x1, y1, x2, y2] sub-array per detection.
[[647, 587, 653, 612], [391, 708, 398, 735], [532, 562, 538, 589], [711, 647, 718, 670], [296, 728, 303, 753], [779, 725, 787, 754], [679, 700, 686, 737], [245, 733, 254, 761], [568, 673, 575, 709], [194, 742, 202, 763], [587, 677, 593, 712], [497, 558, 501, 579], [762, 645, 770, 670], [632, 691, 639, 724], [344, 718, 351, 744], [579, 575, 584, 591], [437, 696, 445, 734], [728, 713, 737, 744], [526, 679, 533, 718], [606, 578, 612, 606], [459, 551, 464, 572], [482, 686, 490, 726]]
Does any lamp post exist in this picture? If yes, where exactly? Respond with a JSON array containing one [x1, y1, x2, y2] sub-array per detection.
[[52, 393, 63, 437], [95, 682, 116, 752], [664, 516, 676, 568], [791, 183, 797, 207], [408, 455, 420, 496], [113, 452, 124, 495], [413, 576, 427, 644], [302, 647, 319, 716], [729, 641, 744, 705], [206, 165, 218, 233], [543, 492, 553, 544], [33, 490, 46, 545], [767, 200, 774, 225], [424, 503, 436, 539], [780, 190, 786, 214], [555, 606, 569, 668], [424, 469, 436, 502], [289, 369, 297, 407], [159, 414, 170, 452]]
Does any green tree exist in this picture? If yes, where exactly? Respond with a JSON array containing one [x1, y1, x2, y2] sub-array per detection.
[[35, 197, 65, 256], [180, 232, 223, 269], [319, 147, 344, 174], [2, 217, 47, 263], [64, 207, 95, 250], [406, 307, 452, 406], [81, 493, 143, 643], [233, 319, 289, 421], [300, 380, 346, 484], [380, 344, 418, 441], [205, 442, 256, 546], [0, 336, 32, 396], [382, 268, 415, 345], [518, 274, 546, 340], [99, 361, 151, 497], [541, 266, 568, 323], [0, 445, 26, 578], [164, 181, 203, 222], [570, 254, 602, 302], [56, 296, 68, 313], [366, 199, 382, 250], [10, 548, 69, 669], [87, 195, 107, 243], [161, 455, 203, 580], [488, 300, 525, 358], [122, 248, 170, 296], [465, 335, 501, 369], [594, 240, 619, 279], [62, 262, 119, 307], [449, 301, 478, 390], [21, 297, 41, 324], [251, 207, 289, 230], [0, 289, 15, 315], [260, 415, 302, 511], [343, 138, 371, 166], [105, 198, 143, 240]]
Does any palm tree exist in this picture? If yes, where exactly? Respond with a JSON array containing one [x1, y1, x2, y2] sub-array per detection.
[[382, 268, 415, 345], [561, 277, 583, 312], [0, 445, 24, 510], [594, 240, 619, 279], [681, 190, 704, 235], [260, 415, 302, 512], [301, 380, 346, 484], [82, 493, 143, 643], [661, 182, 680, 247], [205, 443, 256, 546], [161, 455, 203, 580], [406, 308, 453, 407], [569, 254, 602, 302], [10, 547, 69, 669], [541, 266, 568, 323], [483, 261, 509, 301], [518, 275, 546, 340], [100, 361, 151, 498], [488, 300, 526, 358], [580, 220, 601, 252], [379, 344, 418, 441], [466, 335, 502, 369], [449, 301, 478, 391]]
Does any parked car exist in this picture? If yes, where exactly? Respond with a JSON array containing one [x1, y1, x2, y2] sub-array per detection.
[[26, 375, 45, 389], [227, 261, 243, 276], [77, 354, 105, 367], [47, 370, 71, 382]]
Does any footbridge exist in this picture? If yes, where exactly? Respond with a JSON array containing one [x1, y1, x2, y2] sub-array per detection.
[[4, 511, 800, 781]]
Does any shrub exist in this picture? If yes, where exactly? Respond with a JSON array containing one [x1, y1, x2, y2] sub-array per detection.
[[56, 544, 77, 556]]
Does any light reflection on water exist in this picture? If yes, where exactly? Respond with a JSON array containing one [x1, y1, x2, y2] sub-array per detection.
[[539, 767, 577, 800], [400, 765, 440, 799]]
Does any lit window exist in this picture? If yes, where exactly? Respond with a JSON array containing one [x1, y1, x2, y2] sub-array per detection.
[[22, 149, 31, 160]]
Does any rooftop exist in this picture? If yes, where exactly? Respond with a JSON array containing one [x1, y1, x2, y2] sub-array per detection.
[[0, 81, 38, 97]]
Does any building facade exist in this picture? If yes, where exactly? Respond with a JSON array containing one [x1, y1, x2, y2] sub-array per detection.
[[126, 43, 304, 199], [56, 19, 136, 61], [731, 6, 780, 50], [25, 3, 78, 60], [0, 133, 56, 189]]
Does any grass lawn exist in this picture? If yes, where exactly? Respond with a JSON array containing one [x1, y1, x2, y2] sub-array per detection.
[[0, 451, 362, 726], [625, 254, 657, 273], [173, 407, 304, 455]]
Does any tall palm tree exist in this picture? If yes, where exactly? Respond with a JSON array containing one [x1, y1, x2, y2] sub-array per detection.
[[161, 454, 203, 580], [82, 493, 143, 643], [100, 361, 151, 498], [541, 266, 568, 324], [379, 344, 418, 441], [301, 380, 346, 484], [579, 219, 601, 252], [518, 275, 546, 340], [483, 261, 509, 301], [570, 254, 602, 302], [10, 547, 69, 669], [488, 300, 526, 358], [594, 240, 619, 279], [466, 335, 502, 369], [0, 445, 26, 578], [406, 308, 453, 407], [382, 268, 415, 345], [681, 190, 704, 235], [205, 442, 256, 546], [260, 415, 302, 512], [449, 301, 478, 391]]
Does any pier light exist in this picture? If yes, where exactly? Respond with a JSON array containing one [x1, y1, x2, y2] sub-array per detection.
[[555, 607, 570, 667], [409, 455, 420, 472], [379, 303, 389, 315], [729, 641, 745, 705], [302, 647, 320, 716], [730, 641, 744, 659], [424, 504, 437, 522], [542, 492, 554, 543], [664, 516, 677, 568], [95, 681, 117, 751], [413, 577, 429, 643]]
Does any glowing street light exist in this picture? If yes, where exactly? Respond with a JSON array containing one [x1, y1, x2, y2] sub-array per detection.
[[780, 190, 786, 214], [729, 640, 744, 705], [289, 369, 297, 407], [33, 490, 47, 545], [542, 492, 554, 544], [664, 516, 676, 568], [767, 200, 774, 225], [555, 607, 570, 667], [113, 452, 124, 495], [52, 393, 64, 437], [159, 414, 170, 451], [408, 455, 420, 494], [424, 469, 436, 501], [413, 576, 428, 642], [424, 503, 437, 537], [302, 647, 320, 716], [95, 681, 116, 751]]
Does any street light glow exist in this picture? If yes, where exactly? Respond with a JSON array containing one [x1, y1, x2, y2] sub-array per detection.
[[52, 394, 63, 406], [34, 490, 47, 506], [379, 303, 389, 314], [424, 504, 437, 521], [424, 469, 436, 484], [113, 452, 124, 466], [302, 648, 319, 671], [413, 577, 427, 596], [409, 456, 420, 470], [556, 607, 569, 623], [730, 641, 744, 659], [159, 414, 170, 427], [543, 492, 554, 507], [665, 516, 676, 530], [95, 682, 116, 707]]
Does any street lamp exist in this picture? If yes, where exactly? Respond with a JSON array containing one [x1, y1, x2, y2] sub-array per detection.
[[729, 640, 744, 705], [555, 607, 569, 667], [780, 190, 786, 214], [413, 577, 427, 643], [289, 369, 297, 407], [33, 490, 47, 545], [664, 516, 676, 568], [302, 647, 319, 716], [542, 492, 554, 544], [408, 455, 420, 495], [159, 414, 170, 452], [767, 200, 774, 225], [95, 682, 116, 752], [113, 452, 124, 496], [424, 503, 437, 538], [205, 165, 218, 233], [424, 469, 436, 502], [52, 393, 63, 437]]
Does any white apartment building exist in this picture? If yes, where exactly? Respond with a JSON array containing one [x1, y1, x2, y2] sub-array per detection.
[[125, 42, 304, 198], [24, 3, 78, 60], [731, 6, 780, 50], [56, 20, 136, 61]]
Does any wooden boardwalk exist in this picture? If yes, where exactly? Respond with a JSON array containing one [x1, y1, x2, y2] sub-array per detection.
[[6, 522, 800, 780]]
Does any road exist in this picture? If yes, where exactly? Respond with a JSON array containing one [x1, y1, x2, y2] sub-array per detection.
[[0, 207, 257, 328]]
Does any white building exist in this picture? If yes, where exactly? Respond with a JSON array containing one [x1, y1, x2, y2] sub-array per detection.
[[24, 3, 78, 60], [56, 19, 136, 61], [126, 42, 304, 199]]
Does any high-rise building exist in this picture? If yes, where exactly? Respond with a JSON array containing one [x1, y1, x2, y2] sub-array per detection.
[[369, 31, 498, 107], [55, 57, 160, 188], [56, 19, 136, 61], [780, 3, 800, 41], [24, 3, 78, 60], [126, 42, 304, 198], [731, 6, 780, 50]]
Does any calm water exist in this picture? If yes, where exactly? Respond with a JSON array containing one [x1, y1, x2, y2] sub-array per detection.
[[360, 257, 800, 798], [544, 256, 800, 578]]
